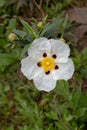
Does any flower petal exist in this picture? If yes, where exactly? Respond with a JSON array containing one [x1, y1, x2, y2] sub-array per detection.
[[21, 56, 43, 80], [49, 39, 70, 60], [52, 59, 74, 81], [33, 74, 56, 92], [58, 57, 69, 63], [28, 37, 51, 60]]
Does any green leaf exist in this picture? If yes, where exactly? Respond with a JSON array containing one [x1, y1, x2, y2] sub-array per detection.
[[56, 80, 71, 101], [63, 14, 68, 30], [20, 44, 30, 58], [20, 20, 37, 38], [3, 85, 10, 92], [6, 18, 17, 36], [65, 114, 74, 122], [0, 0, 6, 7], [13, 29, 27, 38], [0, 39, 7, 48], [45, 110, 58, 120], [8, 18, 17, 29], [69, 87, 81, 110], [79, 92, 87, 107], [40, 18, 63, 37], [76, 107, 87, 117], [0, 65, 6, 72], [55, 121, 67, 130], [13, 29, 33, 42], [0, 53, 19, 66], [81, 47, 87, 57]]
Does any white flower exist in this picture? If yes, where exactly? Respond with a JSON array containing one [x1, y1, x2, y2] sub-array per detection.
[[21, 37, 74, 92]]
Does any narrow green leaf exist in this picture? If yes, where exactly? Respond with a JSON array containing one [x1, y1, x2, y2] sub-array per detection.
[[20, 44, 30, 58], [40, 18, 63, 37], [70, 87, 81, 110], [76, 107, 87, 117], [13, 29, 33, 42], [20, 20, 37, 38]]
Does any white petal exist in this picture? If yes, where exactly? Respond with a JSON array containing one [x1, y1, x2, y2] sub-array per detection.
[[28, 37, 51, 60], [58, 57, 68, 63], [49, 39, 70, 60], [32, 37, 50, 51], [21, 56, 43, 80], [33, 74, 56, 92], [52, 59, 74, 81]]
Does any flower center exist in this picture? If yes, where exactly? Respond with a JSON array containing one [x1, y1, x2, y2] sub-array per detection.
[[41, 57, 55, 72]]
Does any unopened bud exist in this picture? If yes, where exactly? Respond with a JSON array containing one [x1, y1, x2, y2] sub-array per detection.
[[60, 38, 65, 43], [8, 33, 17, 41], [37, 22, 43, 28]]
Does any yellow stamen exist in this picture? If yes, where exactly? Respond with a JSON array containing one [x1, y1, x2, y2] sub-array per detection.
[[41, 57, 55, 72]]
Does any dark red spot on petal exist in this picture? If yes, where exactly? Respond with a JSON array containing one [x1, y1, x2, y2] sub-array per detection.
[[37, 62, 42, 67], [45, 71, 50, 75], [55, 65, 59, 69], [43, 53, 47, 57], [52, 54, 57, 59]]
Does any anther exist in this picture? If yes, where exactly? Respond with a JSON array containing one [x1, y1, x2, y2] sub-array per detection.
[[43, 53, 47, 57], [52, 54, 57, 59], [45, 71, 50, 75], [37, 62, 42, 67], [55, 65, 59, 69]]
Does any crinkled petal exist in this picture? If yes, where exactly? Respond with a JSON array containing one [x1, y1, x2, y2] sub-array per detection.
[[28, 37, 51, 60], [49, 39, 70, 60], [21, 56, 43, 80], [31, 37, 50, 51], [52, 59, 74, 81], [33, 74, 56, 92]]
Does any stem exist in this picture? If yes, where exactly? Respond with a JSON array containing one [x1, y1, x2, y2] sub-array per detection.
[[46, 0, 49, 14], [40, 0, 43, 7], [33, 0, 45, 18]]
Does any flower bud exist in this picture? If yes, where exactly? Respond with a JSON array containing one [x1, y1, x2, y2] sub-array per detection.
[[37, 22, 43, 28], [60, 38, 65, 43], [8, 33, 17, 41]]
